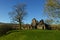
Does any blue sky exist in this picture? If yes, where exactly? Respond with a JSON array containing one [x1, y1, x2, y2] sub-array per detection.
[[0, 0, 46, 24]]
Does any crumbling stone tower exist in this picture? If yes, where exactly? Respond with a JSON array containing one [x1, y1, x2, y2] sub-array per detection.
[[31, 18, 38, 29]]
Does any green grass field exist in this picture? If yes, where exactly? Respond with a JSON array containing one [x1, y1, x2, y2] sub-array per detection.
[[0, 30, 60, 40]]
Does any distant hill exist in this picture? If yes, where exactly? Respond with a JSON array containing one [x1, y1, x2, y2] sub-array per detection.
[[0, 22, 6, 24], [0, 22, 17, 25]]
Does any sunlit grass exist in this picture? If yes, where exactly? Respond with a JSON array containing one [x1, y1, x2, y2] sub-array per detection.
[[0, 30, 60, 40]]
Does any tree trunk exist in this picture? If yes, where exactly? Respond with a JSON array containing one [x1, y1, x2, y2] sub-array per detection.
[[19, 19, 22, 30], [19, 22, 21, 30]]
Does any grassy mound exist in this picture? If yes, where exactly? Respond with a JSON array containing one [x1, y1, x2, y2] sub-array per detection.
[[0, 30, 60, 40]]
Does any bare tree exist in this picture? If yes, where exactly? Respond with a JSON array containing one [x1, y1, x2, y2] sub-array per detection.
[[44, 0, 60, 24], [44, 0, 60, 18], [9, 3, 27, 30], [45, 19, 54, 24]]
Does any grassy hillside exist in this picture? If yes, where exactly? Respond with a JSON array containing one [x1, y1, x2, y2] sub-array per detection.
[[0, 30, 60, 40]]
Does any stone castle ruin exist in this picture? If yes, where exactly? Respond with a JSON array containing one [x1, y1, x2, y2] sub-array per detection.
[[19, 18, 51, 30], [31, 18, 51, 30]]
